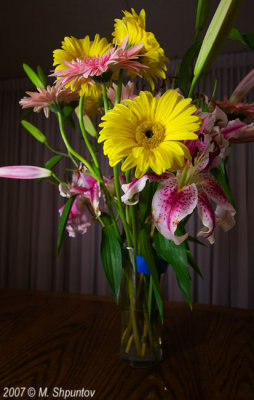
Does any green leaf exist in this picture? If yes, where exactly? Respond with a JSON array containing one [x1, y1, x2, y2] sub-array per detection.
[[187, 250, 203, 277], [19, 109, 33, 122], [187, 235, 206, 246], [21, 120, 47, 144], [195, 0, 211, 40], [138, 228, 163, 320], [177, 40, 202, 96], [45, 155, 63, 170], [57, 196, 76, 256], [154, 230, 192, 308], [100, 225, 122, 301], [62, 103, 78, 129], [242, 33, 254, 50], [37, 66, 47, 88], [211, 161, 237, 209], [229, 28, 254, 50], [23, 63, 45, 88]]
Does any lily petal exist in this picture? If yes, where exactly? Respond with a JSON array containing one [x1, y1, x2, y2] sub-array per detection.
[[215, 204, 236, 232], [197, 190, 216, 244], [201, 173, 236, 216], [152, 179, 198, 245], [121, 172, 174, 204]]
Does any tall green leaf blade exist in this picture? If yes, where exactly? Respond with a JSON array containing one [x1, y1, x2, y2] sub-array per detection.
[[138, 228, 163, 320], [100, 225, 122, 301], [154, 230, 192, 308], [21, 120, 47, 144], [57, 196, 76, 256], [23, 63, 45, 88]]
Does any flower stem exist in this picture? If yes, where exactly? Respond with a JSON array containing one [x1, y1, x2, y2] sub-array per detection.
[[78, 96, 100, 169], [188, 75, 198, 98], [101, 83, 109, 112], [57, 112, 95, 174]]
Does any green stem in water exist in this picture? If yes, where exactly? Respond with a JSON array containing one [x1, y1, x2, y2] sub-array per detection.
[[127, 272, 142, 355]]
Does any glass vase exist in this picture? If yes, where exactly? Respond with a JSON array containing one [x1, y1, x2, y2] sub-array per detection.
[[120, 247, 163, 367]]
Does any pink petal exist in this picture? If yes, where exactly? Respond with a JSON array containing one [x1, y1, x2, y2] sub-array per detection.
[[201, 174, 236, 215], [221, 119, 247, 140], [215, 205, 236, 232], [230, 69, 254, 102], [152, 179, 198, 245], [197, 190, 216, 244], [0, 165, 51, 179], [121, 172, 174, 204]]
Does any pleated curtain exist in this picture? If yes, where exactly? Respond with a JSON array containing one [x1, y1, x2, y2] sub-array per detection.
[[0, 51, 253, 308]]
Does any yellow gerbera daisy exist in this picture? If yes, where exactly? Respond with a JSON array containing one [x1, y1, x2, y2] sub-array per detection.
[[53, 34, 111, 94], [98, 90, 201, 178], [112, 8, 169, 90]]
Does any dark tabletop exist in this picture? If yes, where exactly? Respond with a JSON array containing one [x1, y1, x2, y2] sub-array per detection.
[[0, 289, 253, 400]]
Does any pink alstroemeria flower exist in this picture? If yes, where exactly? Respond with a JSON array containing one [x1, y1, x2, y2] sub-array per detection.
[[53, 36, 147, 89], [59, 197, 93, 237], [0, 165, 51, 179], [19, 80, 79, 118], [59, 171, 101, 216], [122, 168, 236, 245]]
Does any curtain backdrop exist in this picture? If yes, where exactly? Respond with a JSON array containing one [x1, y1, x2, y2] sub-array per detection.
[[0, 52, 253, 308]]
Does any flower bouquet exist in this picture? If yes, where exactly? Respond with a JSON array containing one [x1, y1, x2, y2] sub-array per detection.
[[1, 0, 254, 367]]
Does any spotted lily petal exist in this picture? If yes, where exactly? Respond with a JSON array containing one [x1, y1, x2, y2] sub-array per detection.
[[201, 173, 236, 217], [197, 190, 216, 244], [221, 119, 247, 140], [152, 179, 198, 245], [121, 172, 174, 204]]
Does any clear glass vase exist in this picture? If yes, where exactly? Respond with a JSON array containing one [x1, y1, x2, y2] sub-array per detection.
[[120, 247, 163, 367]]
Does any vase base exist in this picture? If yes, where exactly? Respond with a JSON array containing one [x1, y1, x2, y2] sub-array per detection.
[[120, 349, 162, 368]]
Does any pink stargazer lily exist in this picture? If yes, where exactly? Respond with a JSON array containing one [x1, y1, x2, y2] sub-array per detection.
[[122, 169, 236, 245], [0, 165, 52, 179], [59, 170, 101, 216], [59, 197, 93, 237]]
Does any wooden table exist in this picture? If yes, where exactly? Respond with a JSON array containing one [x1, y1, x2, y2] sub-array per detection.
[[0, 289, 253, 400]]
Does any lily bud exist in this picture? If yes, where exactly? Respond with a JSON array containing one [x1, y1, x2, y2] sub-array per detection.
[[229, 68, 254, 103], [0, 166, 52, 179], [194, 0, 242, 80]]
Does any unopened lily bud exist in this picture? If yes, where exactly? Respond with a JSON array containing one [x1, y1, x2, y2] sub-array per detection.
[[0, 165, 52, 179]]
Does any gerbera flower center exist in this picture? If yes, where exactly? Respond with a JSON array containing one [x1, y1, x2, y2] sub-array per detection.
[[135, 121, 165, 149]]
